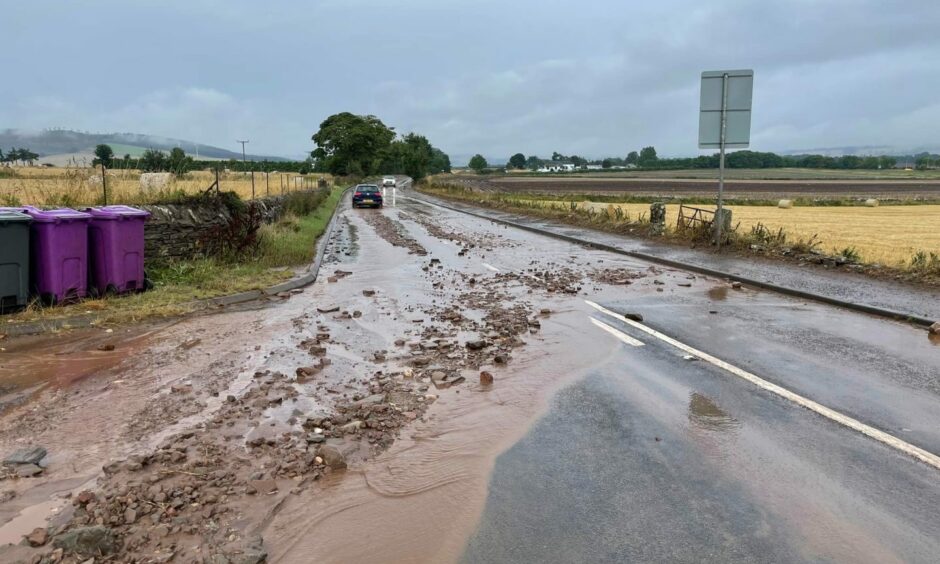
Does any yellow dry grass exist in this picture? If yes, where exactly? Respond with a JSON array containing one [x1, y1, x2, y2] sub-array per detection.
[[535, 200, 940, 267], [0, 167, 332, 207]]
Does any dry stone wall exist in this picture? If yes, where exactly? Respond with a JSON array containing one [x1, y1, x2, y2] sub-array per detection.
[[141, 195, 287, 262]]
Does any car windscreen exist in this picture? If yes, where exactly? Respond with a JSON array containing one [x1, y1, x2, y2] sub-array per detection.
[[357, 186, 380, 193]]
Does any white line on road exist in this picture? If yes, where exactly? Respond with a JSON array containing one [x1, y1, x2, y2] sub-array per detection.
[[590, 317, 645, 347], [482, 263, 500, 272], [585, 299, 940, 471]]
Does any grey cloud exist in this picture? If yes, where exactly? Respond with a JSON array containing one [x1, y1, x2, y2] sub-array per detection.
[[3, 0, 938, 160]]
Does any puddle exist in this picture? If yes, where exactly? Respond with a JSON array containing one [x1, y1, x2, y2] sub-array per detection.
[[688, 392, 740, 431], [0, 326, 158, 413], [0, 499, 63, 546], [707, 286, 730, 301]]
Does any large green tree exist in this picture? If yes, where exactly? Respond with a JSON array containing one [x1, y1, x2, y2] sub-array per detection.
[[625, 151, 639, 165], [311, 112, 396, 176], [637, 146, 658, 167], [140, 148, 168, 172], [428, 148, 451, 174], [398, 133, 433, 181], [468, 154, 488, 172], [92, 144, 114, 168], [167, 147, 194, 175], [508, 153, 526, 169]]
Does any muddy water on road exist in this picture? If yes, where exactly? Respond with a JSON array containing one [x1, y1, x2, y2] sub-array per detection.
[[263, 199, 675, 562], [0, 292, 344, 550], [0, 325, 159, 412], [265, 307, 615, 562]]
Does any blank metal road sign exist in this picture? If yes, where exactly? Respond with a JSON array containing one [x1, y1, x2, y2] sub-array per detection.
[[699, 69, 753, 148]]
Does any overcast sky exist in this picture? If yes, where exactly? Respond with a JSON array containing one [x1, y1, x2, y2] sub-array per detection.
[[4, 0, 939, 162]]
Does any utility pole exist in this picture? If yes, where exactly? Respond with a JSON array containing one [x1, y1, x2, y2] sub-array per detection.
[[716, 72, 728, 250], [237, 139, 254, 199]]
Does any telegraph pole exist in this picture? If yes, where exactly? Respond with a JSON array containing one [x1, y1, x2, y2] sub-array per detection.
[[237, 139, 254, 199]]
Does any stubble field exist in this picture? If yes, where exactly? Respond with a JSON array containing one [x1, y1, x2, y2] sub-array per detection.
[[0, 166, 331, 207]]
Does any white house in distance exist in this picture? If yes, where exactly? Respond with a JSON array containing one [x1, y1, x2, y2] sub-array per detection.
[[537, 162, 576, 173]]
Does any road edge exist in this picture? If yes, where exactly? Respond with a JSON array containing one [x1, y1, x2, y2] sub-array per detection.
[[411, 191, 937, 327]]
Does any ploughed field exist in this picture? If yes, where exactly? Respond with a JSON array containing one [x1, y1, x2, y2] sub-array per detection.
[[484, 175, 940, 200]]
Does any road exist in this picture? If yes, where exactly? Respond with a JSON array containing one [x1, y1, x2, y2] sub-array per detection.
[[1, 178, 938, 562]]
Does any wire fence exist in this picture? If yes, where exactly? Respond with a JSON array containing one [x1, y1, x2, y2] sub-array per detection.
[[0, 166, 334, 207]]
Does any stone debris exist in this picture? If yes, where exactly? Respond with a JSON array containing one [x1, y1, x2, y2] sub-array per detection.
[[317, 445, 347, 470], [3, 446, 47, 466], [26, 527, 48, 547], [52, 526, 117, 558]]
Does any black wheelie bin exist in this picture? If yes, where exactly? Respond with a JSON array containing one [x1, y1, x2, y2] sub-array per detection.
[[0, 208, 32, 313]]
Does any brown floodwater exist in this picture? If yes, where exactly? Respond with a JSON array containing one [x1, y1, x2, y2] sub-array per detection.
[[707, 285, 730, 301], [0, 325, 160, 413]]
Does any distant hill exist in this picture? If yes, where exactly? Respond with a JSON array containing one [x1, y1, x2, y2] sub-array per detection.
[[0, 129, 290, 165]]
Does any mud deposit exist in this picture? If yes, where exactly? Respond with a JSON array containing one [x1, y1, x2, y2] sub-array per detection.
[[0, 195, 657, 563]]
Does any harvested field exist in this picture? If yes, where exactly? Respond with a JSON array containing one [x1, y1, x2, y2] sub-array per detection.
[[534, 200, 940, 267], [0, 167, 332, 207], [485, 176, 940, 200]]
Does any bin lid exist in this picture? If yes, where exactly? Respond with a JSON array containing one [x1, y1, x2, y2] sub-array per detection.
[[0, 209, 31, 223], [84, 205, 151, 220], [20, 206, 92, 224]]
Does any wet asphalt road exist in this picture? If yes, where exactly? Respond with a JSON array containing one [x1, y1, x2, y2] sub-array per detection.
[[422, 195, 940, 321], [389, 192, 940, 563]]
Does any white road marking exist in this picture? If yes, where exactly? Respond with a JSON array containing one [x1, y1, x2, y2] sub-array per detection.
[[590, 317, 645, 347], [482, 263, 500, 272], [585, 299, 940, 471]]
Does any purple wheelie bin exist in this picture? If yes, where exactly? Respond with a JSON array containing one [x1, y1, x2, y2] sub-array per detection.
[[19, 206, 92, 304], [84, 205, 151, 295]]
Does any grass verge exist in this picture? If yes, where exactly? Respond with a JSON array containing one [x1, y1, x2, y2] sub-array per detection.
[[2, 187, 346, 330]]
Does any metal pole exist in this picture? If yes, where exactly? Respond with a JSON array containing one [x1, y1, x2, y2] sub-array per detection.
[[716, 72, 729, 249], [236, 139, 250, 198], [101, 164, 108, 206]]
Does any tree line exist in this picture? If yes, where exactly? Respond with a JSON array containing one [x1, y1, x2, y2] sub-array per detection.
[[913, 154, 940, 170], [1, 147, 40, 166], [499, 146, 902, 171], [100, 144, 318, 175], [310, 112, 451, 180]]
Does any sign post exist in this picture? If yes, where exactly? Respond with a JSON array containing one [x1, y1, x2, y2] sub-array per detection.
[[699, 69, 753, 248]]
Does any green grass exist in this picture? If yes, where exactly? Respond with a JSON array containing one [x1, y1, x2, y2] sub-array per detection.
[[2, 187, 347, 329], [257, 187, 345, 266]]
